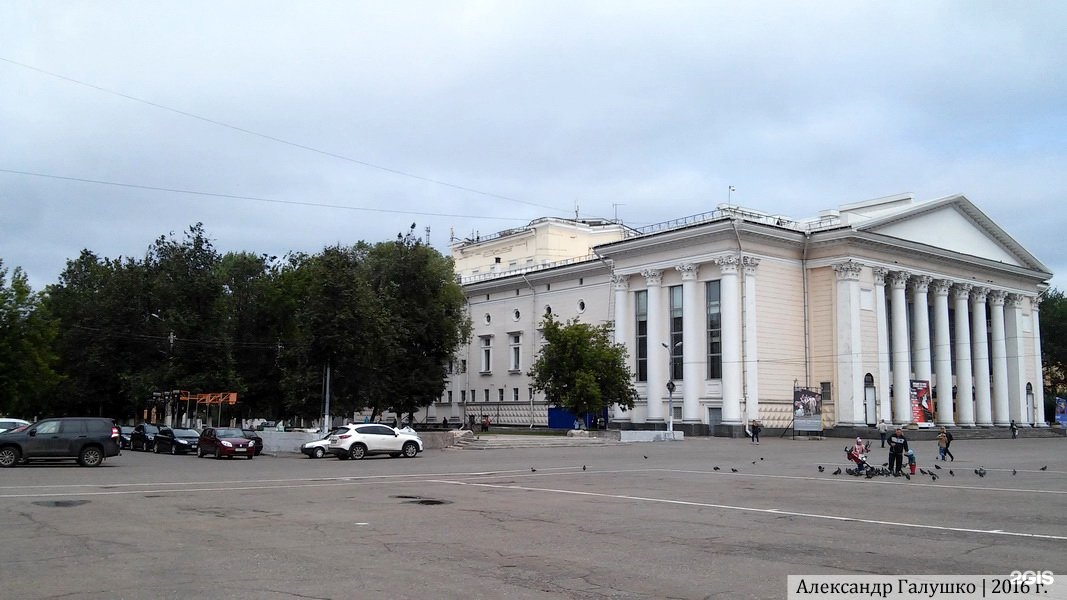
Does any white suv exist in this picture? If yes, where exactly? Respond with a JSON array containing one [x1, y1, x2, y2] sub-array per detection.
[[328, 424, 423, 460]]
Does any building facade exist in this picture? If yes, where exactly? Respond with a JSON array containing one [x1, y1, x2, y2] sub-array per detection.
[[433, 194, 1052, 434]]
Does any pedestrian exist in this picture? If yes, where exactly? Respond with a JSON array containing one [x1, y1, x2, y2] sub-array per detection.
[[751, 420, 762, 445], [441, 416, 449, 429], [877, 419, 889, 448], [887, 427, 909, 476], [937, 426, 954, 461], [1010, 419, 1019, 439], [482, 415, 490, 432], [906, 449, 917, 475]]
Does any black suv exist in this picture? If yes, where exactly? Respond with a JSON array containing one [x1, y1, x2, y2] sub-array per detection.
[[0, 418, 121, 467]]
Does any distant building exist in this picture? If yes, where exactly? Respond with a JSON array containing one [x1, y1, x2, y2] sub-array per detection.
[[432, 194, 1052, 435]]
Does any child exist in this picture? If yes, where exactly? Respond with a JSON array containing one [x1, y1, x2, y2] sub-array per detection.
[[907, 449, 917, 475]]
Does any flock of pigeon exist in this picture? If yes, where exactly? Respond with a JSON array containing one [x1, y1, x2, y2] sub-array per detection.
[[816, 462, 1049, 481]]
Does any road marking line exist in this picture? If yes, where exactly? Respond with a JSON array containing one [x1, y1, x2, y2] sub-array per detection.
[[431, 479, 1067, 542]]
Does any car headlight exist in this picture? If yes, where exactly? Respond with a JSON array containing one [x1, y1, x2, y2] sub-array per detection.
[[221, 440, 233, 447], [177, 439, 188, 445]]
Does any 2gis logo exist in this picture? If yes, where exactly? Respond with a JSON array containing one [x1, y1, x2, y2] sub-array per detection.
[[1010, 570, 1054, 585]]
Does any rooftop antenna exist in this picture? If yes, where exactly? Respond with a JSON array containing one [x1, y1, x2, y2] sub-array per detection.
[[728, 185, 736, 204], [424, 225, 431, 245], [612, 203, 625, 222], [574, 200, 580, 220]]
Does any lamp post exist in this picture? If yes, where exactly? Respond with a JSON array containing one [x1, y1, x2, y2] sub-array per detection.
[[661, 341, 682, 434]]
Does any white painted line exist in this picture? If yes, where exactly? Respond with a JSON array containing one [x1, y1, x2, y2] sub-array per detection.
[[430, 479, 1067, 541]]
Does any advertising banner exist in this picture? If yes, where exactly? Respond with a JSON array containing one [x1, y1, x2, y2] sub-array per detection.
[[910, 379, 934, 426], [1056, 397, 1067, 426], [793, 388, 822, 432]]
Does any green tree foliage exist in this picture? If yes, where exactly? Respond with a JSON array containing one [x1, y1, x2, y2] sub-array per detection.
[[1040, 288, 1067, 418], [528, 314, 637, 417], [0, 261, 60, 417]]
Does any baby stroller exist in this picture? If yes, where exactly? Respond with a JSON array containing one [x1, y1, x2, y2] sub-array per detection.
[[844, 442, 873, 476]]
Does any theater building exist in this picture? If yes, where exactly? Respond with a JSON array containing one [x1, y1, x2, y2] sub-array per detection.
[[435, 194, 1052, 435]]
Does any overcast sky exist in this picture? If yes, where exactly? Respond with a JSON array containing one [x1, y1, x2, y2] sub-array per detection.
[[2, 1, 1064, 292]]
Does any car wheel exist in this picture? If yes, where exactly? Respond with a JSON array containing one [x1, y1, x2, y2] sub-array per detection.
[[214, 449, 223, 459], [349, 444, 366, 460], [0, 446, 20, 468], [401, 442, 419, 458], [78, 446, 104, 467], [313, 447, 325, 459]]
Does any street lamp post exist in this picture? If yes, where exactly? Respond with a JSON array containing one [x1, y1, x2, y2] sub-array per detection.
[[661, 341, 682, 434]]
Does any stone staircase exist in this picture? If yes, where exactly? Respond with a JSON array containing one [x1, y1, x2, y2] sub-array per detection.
[[451, 434, 619, 450]]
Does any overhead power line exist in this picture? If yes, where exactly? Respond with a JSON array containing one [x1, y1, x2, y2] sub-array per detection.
[[0, 56, 564, 213], [0, 168, 528, 222]]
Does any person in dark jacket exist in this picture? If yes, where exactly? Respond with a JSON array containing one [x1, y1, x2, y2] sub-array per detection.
[[887, 428, 909, 476]]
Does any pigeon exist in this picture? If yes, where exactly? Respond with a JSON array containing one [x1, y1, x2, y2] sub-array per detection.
[[760, 457, 764, 461], [976, 467, 987, 478], [949, 470, 954, 476], [752, 461, 757, 465], [1041, 465, 1048, 471], [930, 474, 938, 481], [817, 465, 825, 473], [919, 468, 928, 475], [832, 467, 842, 475], [904, 473, 911, 480], [1012, 469, 1016, 476], [582, 465, 587, 471], [974, 469, 980, 475], [882, 462, 889, 467], [933, 464, 941, 470], [643, 455, 648, 460], [731, 468, 739, 473], [531, 467, 537, 472], [713, 466, 720, 471]]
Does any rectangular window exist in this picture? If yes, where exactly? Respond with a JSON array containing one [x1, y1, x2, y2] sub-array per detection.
[[498, 388, 505, 402], [480, 336, 493, 373], [484, 389, 490, 402], [447, 391, 453, 403], [669, 285, 683, 380], [635, 290, 648, 382], [460, 390, 467, 403], [706, 280, 722, 379], [509, 333, 522, 371], [513, 387, 519, 401], [460, 359, 467, 374]]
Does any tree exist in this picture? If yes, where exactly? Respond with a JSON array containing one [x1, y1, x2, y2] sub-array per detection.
[[1040, 288, 1067, 420], [528, 315, 637, 418], [0, 261, 60, 417]]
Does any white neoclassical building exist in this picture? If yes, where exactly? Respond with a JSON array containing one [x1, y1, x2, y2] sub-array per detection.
[[432, 194, 1052, 435]]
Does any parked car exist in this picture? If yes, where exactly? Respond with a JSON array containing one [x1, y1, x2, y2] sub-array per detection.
[[197, 427, 255, 459], [0, 418, 31, 434], [118, 426, 135, 449], [241, 429, 264, 456], [130, 423, 161, 451], [0, 417, 121, 467], [301, 428, 341, 458], [154, 427, 200, 454], [328, 424, 423, 460]]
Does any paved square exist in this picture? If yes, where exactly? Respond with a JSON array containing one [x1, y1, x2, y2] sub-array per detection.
[[1, 435, 1063, 599]]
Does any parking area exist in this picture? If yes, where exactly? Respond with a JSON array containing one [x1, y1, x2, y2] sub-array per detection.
[[1, 436, 1064, 599]]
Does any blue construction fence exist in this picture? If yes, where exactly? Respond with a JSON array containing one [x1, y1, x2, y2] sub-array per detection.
[[547, 407, 610, 430]]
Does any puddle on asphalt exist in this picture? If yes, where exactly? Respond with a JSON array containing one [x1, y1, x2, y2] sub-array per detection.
[[32, 500, 89, 508]]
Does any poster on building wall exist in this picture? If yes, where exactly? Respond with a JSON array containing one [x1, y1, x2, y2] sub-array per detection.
[[910, 379, 934, 426], [1055, 397, 1067, 426], [793, 388, 822, 432]]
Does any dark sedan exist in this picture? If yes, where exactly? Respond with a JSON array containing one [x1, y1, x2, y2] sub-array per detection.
[[118, 426, 134, 449], [154, 427, 200, 454], [197, 427, 255, 459], [130, 423, 160, 451], [241, 429, 264, 456]]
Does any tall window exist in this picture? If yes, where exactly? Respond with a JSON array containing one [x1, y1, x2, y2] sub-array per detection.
[[513, 387, 519, 401], [498, 388, 505, 402], [460, 390, 466, 404], [636, 290, 648, 382], [447, 391, 453, 403], [706, 280, 722, 379], [509, 333, 522, 371], [480, 336, 493, 373], [669, 285, 683, 380], [484, 389, 490, 402]]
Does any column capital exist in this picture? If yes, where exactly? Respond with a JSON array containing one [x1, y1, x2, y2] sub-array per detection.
[[675, 263, 699, 281], [988, 289, 1008, 306], [971, 286, 989, 303], [888, 270, 911, 289], [931, 279, 952, 296], [1007, 293, 1024, 308], [612, 274, 631, 290], [641, 269, 663, 286], [910, 274, 933, 293], [952, 283, 973, 299], [715, 255, 740, 275], [832, 260, 863, 281], [872, 267, 889, 285], [742, 256, 761, 275], [1033, 294, 1043, 310]]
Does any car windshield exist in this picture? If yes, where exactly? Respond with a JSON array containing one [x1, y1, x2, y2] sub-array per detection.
[[120, 427, 134, 434], [143, 424, 159, 433], [214, 428, 243, 437], [173, 429, 199, 437]]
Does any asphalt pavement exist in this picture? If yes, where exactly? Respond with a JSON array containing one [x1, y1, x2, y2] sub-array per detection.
[[0, 435, 1063, 599]]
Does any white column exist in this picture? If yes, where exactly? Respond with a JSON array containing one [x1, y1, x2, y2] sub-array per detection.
[[832, 260, 865, 426], [1032, 297, 1047, 426], [676, 263, 702, 423], [910, 275, 933, 385], [716, 256, 742, 425], [988, 290, 1010, 426], [642, 269, 665, 423], [873, 268, 892, 424], [1005, 293, 1026, 426], [742, 257, 760, 423], [931, 279, 954, 425], [971, 288, 993, 426], [889, 271, 912, 424], [612, 274, 631, 422], [953, 284, 974, 426]]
